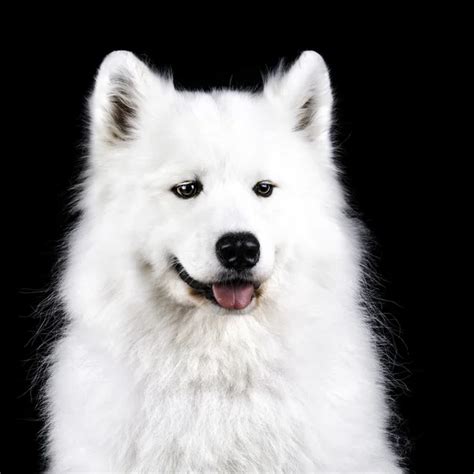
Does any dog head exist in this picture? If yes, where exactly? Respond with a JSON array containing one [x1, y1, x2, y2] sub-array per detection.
[[86, 51, 346, 314]]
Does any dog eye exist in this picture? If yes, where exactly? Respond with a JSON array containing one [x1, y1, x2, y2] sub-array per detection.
[[253, 181, 275, 198], [172, 180, 203, 199]]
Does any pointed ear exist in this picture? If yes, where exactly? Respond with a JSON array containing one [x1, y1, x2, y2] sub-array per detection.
[[89, 51, 157, 148], [265, 51, 333, 141]]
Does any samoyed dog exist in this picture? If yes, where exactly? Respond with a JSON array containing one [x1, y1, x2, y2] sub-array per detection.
[[45, 50, 402, 472]]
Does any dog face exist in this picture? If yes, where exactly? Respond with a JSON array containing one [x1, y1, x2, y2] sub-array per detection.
[[87, 51, 343, 313]]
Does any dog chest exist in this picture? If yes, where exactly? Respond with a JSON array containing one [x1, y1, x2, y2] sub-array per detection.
[[129, 382, 313, 471]]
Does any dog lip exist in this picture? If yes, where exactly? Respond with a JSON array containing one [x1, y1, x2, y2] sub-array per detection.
[[170, 257, 259, 305]]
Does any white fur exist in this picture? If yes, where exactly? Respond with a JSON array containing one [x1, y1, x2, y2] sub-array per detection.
[[45, 50, 402, 472]]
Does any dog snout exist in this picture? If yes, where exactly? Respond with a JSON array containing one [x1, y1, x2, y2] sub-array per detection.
[[215, 232, 260, 271]]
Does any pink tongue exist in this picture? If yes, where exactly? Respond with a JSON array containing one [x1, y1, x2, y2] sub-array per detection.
[[212, 283, 254, 310]]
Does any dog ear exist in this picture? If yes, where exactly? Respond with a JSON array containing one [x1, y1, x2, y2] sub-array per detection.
[[265, 51, 333, 141], [89, 51, 169, 150]]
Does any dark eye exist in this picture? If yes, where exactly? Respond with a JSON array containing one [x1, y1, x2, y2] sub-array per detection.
[[253, 181, 275, 198], [172, 180, 203, 199]]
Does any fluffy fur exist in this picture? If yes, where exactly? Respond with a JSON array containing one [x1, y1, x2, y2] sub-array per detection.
[[45, 50, 402, 472]]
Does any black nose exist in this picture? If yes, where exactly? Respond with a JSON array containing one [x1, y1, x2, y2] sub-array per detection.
[[215, 232, 260, 271]]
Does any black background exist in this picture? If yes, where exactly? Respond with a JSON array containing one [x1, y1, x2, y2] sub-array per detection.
[[7, 20, 451, 473]]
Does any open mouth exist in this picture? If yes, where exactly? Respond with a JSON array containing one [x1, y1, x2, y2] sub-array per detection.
[[171, 258, 258, 310]]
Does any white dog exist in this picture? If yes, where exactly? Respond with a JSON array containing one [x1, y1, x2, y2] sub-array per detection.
[[44, 50, 402, 472]]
